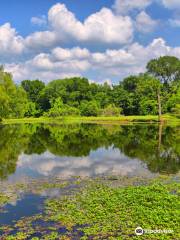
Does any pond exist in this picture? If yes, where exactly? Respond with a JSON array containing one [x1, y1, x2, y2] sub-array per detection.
[[0, 123, 179, 238], [0, 123, 179, 182]]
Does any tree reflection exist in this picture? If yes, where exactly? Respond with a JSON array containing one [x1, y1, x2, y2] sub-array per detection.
[[0, 123, 179, 179]]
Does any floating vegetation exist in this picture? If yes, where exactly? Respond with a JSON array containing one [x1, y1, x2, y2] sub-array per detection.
[[0, 176, 179, 239]]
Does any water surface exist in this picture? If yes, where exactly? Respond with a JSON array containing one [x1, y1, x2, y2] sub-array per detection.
[[0, 123, 179, 236], [0, 123, 179, 182]]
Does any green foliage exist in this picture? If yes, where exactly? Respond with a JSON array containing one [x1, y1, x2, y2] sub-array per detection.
[[45, 181, 180, 239], [25, 101, 40, 117], [21, 79, 45, 103], [112, 75, 161, 115], [0, 67, 28, 118], [146, 56, 180, 84], [21, 79, 45, 116], [0, 193, 9, 207], [172, 104, 180, 115], [100, 104, 122, 116], [1, 56, 180, 118], [45, 97, 80, 117], [80, 100, 100, 116], [1, 177, 179, 239], [139, 99, 157, 115], [6, 232, 29, 240]]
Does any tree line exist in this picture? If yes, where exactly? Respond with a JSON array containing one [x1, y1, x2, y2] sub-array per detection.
[[0, 56, 179, 119]]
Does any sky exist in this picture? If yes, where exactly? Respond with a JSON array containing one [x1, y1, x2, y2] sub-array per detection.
[[0, 0, 180, 84]]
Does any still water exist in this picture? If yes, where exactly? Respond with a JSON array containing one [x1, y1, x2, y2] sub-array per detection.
[[0, 123, 179, 182]]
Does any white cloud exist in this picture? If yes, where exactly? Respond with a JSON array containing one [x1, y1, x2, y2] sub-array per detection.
[[161, 0, 180, 9], [5, 63, 29, 82], [5, 38, 180, 83], [135, 11, 158, 33], [0, 23, 24, 58], [47, 3, 134, 45], [5, 61, 82, 84], [1, 2, 180, 84], [113, 0, 152, 14], [23, 3, 134, 53], [30, 53, 54, 70], [52, 47, 90, 61], [5, 47, 90, 83], [31, 15, 47, 26], [25, 31, 57, 50], [30, 50, 90, 73], [0, 2, 160, 60]]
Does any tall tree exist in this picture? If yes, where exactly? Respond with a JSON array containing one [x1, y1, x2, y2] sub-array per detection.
[[146, 56, 180, 121], [21, 80, 45, 102], [0, 66, 28, 118], [21, 79, 45, 116]]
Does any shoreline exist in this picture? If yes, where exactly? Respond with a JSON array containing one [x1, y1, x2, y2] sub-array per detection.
[[1, 114, 180, 125]]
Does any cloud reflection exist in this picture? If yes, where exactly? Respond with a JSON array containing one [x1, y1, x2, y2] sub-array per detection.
[[11, 146, 154, 181]]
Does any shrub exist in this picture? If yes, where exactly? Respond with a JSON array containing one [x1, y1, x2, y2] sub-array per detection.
[[172, 104, 180, 116], [45, 97, 80, 117], [100, 104, 122, 116], [80, 101, 100, 116], [139, 99, 158, 115]]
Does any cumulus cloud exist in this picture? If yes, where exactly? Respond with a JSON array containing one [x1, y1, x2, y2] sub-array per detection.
[[5, 47, 88, 83], [113, 0, 180, 14], [25, 31, 57, 50], [5, 61, 82, 84], [47, 3, 134, 44], [21, 3, 134, 53], [52, 47, 90, 61], [5, 38, 180, 83], [0, 2, 180, 84], [113, 0, 152, 14], [28, 51, 90, 72], [135, 11, 158, 33], [0, 23, 24, 58]]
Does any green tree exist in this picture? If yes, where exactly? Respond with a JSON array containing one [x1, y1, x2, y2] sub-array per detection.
[[21, 80, 45, 102], [172, 104, 180, 115], [100, 104, 122, 116], [139, 99, 157, 115], [136, 74, 160, 115], [45, 97, 80, 117], [39, 77, 91, 112], [0, 66, 28, 118], [25, 101, 40, 117], [9, 86, 28, 118], [146, 56, 180, 120], [21, 79, 45, 116], [146, 56, 180, 84], [80, 101, 100, 116]]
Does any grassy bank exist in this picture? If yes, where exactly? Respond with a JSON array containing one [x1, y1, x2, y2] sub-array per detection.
[[0, 176, 179, 239], [2, 114, 180, 125]]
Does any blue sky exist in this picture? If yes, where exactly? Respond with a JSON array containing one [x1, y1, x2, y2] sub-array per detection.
[[0, 0, 180, 84]]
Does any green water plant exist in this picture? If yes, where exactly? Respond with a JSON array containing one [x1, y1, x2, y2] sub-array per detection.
[[45, 181, 180, 239]]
